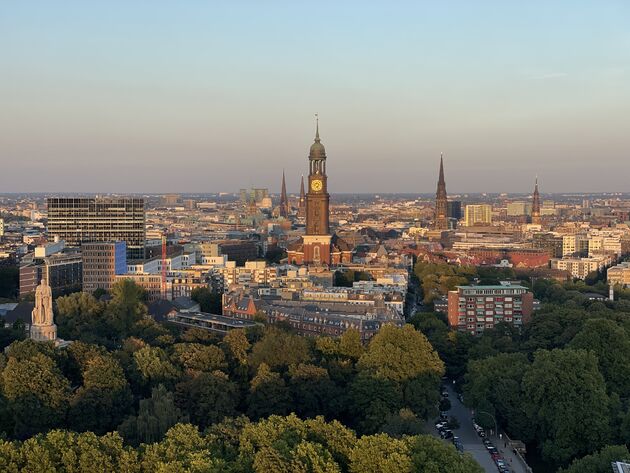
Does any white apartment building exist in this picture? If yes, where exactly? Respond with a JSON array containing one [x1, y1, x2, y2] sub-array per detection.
[[608, 262, 630, 288], [551, 255, 613, 280]]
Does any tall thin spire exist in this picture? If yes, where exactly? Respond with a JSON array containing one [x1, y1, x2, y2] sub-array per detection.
[[298, 174, 306, 218], [279, 169, 288, 218], [532, 175, 541, 225], [434, 153, 448, 230], [438, 152, 445, 186], [315, 113, 320, 141]]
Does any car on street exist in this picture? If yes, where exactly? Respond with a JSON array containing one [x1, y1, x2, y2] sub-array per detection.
[[440, 429, 453, 439]]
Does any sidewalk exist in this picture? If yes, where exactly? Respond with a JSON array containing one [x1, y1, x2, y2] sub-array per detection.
[[488, 432, 531, 473]]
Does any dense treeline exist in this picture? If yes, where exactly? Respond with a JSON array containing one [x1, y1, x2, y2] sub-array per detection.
[[411, 267, 630, 472], [0, 415, 482, 472], [0, 279, 482, 470]]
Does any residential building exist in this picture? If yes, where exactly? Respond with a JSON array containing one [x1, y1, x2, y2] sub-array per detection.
[[47, 197, 145, 260], [551, 255, 613, 280], [447, 283, 534, 335], [607, 262, 630, 288]]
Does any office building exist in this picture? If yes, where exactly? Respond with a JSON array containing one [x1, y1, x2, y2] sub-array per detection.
[[447, 283, 534, 335], [464, 204, 492, 226], [19, 244, 82, 296], [506, 202, 532, 216], [82, 242, 127, 293], [47, 197, 145, 260], [447, 200, 462, 220]]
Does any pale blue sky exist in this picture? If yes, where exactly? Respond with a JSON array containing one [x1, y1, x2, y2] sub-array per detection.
[[1, 1, 629, 193]]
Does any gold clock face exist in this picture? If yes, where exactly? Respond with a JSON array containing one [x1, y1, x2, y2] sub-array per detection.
[[311, 179, 323, 192]]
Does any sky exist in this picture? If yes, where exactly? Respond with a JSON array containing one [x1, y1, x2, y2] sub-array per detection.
[[1, 1, 629, 194]]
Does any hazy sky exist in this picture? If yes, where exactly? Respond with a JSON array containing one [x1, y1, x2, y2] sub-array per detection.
[[1, 1, 629, 194]]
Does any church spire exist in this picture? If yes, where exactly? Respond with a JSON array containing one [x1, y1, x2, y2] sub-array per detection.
[[298, 174, 306, 218], [279, 169, 288, 218], [531, 175, 541, 225], [315, 113, 320, 141], [434, 153, 448, 230]]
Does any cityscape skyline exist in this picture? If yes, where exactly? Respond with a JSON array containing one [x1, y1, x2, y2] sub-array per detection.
[[2, 2, 629, 193]]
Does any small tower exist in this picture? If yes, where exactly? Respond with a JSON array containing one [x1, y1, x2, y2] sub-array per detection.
[[279, 170, 289, 218], [434, 153, 448, 230], [531, 177, 541, 225]]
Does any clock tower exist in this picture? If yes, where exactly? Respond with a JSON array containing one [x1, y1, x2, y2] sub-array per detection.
[[303, 115, 331, 264]]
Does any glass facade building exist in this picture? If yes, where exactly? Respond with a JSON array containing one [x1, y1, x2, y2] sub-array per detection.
[[47, 197, 145, 260]]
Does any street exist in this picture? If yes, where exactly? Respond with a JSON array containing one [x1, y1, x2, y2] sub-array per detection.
[[427, 384, 529, 473]]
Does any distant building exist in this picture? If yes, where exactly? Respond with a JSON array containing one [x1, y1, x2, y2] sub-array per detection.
[[551, 255, 612, 280], [0, 218, 4, 238], [82, 242, 127, 293], [447, 200, 462, 220], [162, 194, 180, 206], [464, 204, 492, 227], [115, 273, 164, 301], [19, 245, 82, 297], [607, 261, 630, 288], [47, 197, 145, 260], [198, 240, 259, 266], [447, 283, 534, 335], [506, 202, 532, 216]]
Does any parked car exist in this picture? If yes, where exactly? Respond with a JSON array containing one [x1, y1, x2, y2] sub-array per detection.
[[483, 439, 493, 449], [440, 430, 453, 439], [455, 442, 464, 452], [452, 436, 460, 445]]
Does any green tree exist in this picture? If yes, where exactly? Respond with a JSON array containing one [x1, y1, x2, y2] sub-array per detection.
[[349, 374, 403, 434], [523, 348, 611, 464], [171, 343, 227, 374], [357, 324, 444, 382], [69, 354, 132, 434], [247, 363, 292, 420], [105, 279, 147, 336], [222, 329, 251, 366], [348, 433, 412, 473], [118, 384, 188, 446], [131, 346, 181, 392], [289, 363, 341, 419], [191, 287, 222, 314], [569, 318, 630, 396], [559, 445, 630, 473], [407, 435, 483, 473], [175, 371, 238, 428], [249, 326, 311, 371], [2, 353, 71, 438]]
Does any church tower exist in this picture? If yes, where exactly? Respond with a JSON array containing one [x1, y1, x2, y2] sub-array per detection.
[[297, 175, 306, 219], [531, 177, 541, 225], [434, 153, 448, 230], [303, 115, 331, 264], [279, 170, 289, 218]]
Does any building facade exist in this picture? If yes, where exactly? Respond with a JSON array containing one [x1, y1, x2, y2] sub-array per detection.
[[464, 204, 492, 227], [47, 197, 145, 260], [608, 261, 630, 288], [82, 241, 127, 293], [447, 283, 534, 335]]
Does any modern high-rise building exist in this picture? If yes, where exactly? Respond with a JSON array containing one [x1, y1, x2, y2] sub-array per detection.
[[464, 204, 492, 226], [82, 241, 127, 293], [447, 200, 462, 220], [47, 197, 146, 260], [433, 154, 448, 230]]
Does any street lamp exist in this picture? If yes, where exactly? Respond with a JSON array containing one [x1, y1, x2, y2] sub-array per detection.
[[473, 410, 498, 436]]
